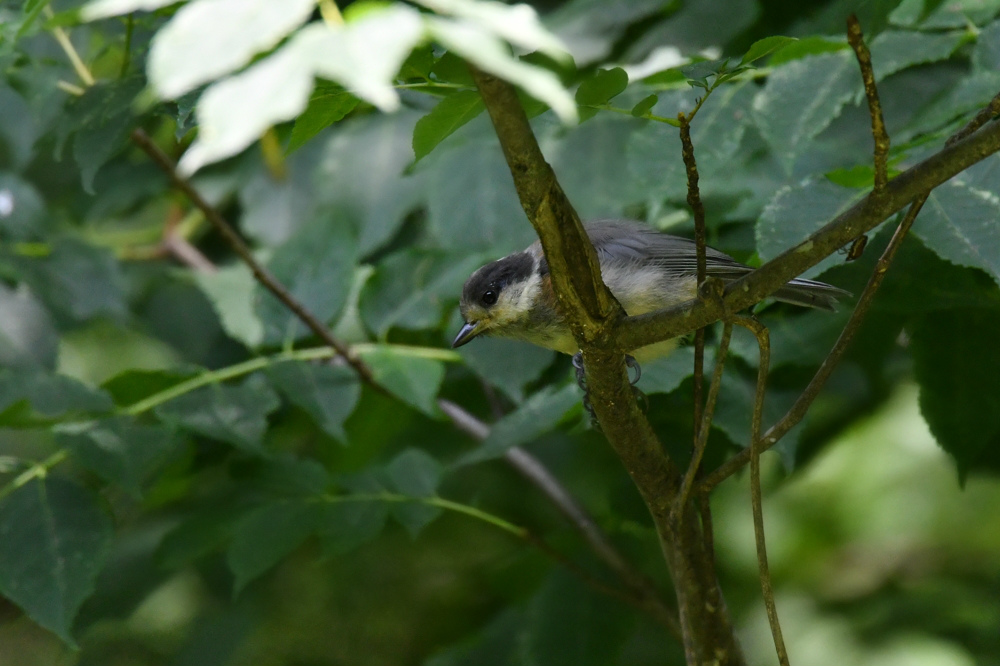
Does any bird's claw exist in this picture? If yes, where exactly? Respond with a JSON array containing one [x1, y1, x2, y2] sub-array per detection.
[[625, 355, 641, 386]]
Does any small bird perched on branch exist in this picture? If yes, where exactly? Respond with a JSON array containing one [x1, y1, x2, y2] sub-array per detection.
[[452, 219, 848, 362]]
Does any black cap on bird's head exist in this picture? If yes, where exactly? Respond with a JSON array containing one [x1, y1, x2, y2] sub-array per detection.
[[452, 251, 535, 348]]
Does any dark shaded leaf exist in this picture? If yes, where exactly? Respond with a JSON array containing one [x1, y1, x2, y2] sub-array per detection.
[[268, 361, 360, 441], [385, 448, 442, 536], [0, 477, 113, 643], [360, 347, 444, 416], [575, 67, 628, 121], [740, 35, 797, 65], [101, 368, 200, 408], [153, 375, 280, 452], [0, 369, 113, 426], [227, 500, 319, 592], [317, 472, 388, 555], [630, 94, 658, 117], [59, 417, 181, 496], [911, 308, 1000, 479]]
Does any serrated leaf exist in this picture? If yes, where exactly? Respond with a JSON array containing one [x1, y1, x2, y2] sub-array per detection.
[[869, 30, 967, 81], [757, 177, 865, 278], [267, 361, 360, 441], [751, 51, 856, 173], [148, 0, 316, 99], [287, 82, 360, 154], [153, 375, 280, 452], [426, 17, 577, 123], [58, 417, 180, 497], [456, 384, 579, 466], [385, 448, 442, 536], [575, 67, 628, 107], [256, 217, 357, 345], [360, 347, 445, 416], [0, 478, 113, 643], [915, 180, 1000, 287], [911, 308, 1000, 478], [227, 500, 319, 592], [412, 90, 485, 162], [740, 35, 797, 65], [194, 263, 264, 348]]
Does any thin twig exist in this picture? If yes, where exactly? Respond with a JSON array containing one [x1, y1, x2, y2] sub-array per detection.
[[674, 320, 733, 516], [131, 129, 378, 386], [699, 194, 926, 492], [45, 6, 95, 87], [738, 316, 788, 666], [679, 115, 708, 435], [947, 91, 1000, 146], [848, 15, 889, 197]]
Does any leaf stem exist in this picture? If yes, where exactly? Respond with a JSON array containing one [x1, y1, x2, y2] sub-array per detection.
[[0, 450, 68, 503]]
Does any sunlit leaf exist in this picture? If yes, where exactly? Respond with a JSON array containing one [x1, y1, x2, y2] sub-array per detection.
[[81, 0, 177, 20], [740, 35, 796, 65], [194, 263, 264, 349]]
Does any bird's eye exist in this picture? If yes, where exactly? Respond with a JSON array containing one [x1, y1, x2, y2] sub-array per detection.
[[481, 289, 498, 306]]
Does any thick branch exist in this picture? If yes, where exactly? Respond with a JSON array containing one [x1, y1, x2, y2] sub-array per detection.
[[617, 118, 1000, 351]]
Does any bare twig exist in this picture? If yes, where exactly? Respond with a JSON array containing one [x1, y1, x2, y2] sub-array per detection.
[[679, 114, 709, 435], [131, 129, 378, 386], [675, 320, 733, 516], [738, 317, 788, 666], [848, 15, 889, 197], [699, 194, 926, 492], [947, 91, 1000, 146]]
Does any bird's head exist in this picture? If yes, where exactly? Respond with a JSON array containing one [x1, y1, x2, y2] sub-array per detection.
[[452, 251, 539, 348]]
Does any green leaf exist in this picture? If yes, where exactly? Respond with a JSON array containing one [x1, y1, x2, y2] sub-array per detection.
[[641, 347, 703, 396], [0, 477, 113, 643], [12, 238, 126, 325], [913, 179, 1000, 287], [227, 500, 319, 593], [287, 81, 360, 154], [740, 35, 797, 65], [630, 94, 658, 117], [575, 67, 628, 108], [412, 90, 486, 162], [767, 37, 848, 66], [825, 165, 876, 188], [359, 250, 485, 337], [359, 347, 445, 417], [973, 18, 1000, 70], [255, 217, 357, 345], [0, 370, 113, 426], [424, 139, 540, 253], [101, 368, 200, 407], [0, 86, 38, 169], [147, 0, 317, 98], [65, 79, 143, 193], [156, 504, 244, 569], [751, 51, 857, 173], [385, 448, 442, 536], [153, 375, 280, 452], [58, 417, 180, 497], [911, 308, 1000, 478], [457, 335, 556, 403], [456, 384, 579, 466], [178, 6, 425, 173], [757, 176, 865, 278], [521, 570, 635, 666], [0, 283, 58, 369], [267, 361, 360, 441], [317, 472, 389, 555], [869, 30, 968, 81], [194, 263, 264, 349]]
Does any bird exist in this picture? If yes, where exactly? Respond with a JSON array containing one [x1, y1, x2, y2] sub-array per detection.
[[452, 219, 848, 362]]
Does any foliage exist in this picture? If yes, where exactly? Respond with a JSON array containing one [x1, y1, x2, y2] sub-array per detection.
[[0, 0, 999, 663]]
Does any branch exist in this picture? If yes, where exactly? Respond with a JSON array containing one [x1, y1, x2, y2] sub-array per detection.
[[617, 117, 1000, 352], [848, 15, 889, 197], [132, 127, 678, 633], [698, 193, 926, 492]]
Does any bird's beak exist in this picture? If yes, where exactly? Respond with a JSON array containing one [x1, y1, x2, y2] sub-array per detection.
[[452, 321, 482, 348]]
